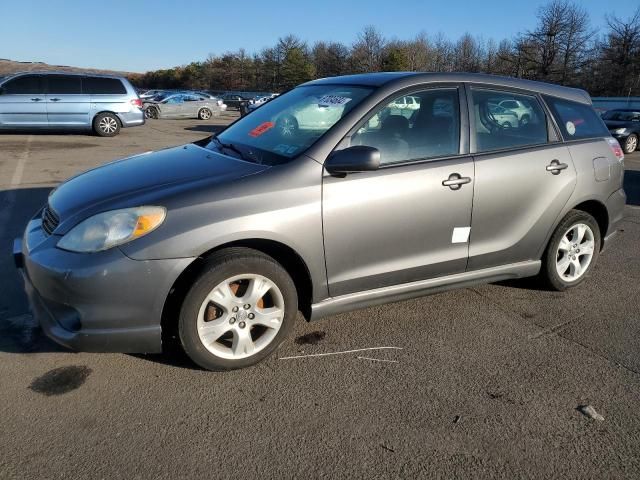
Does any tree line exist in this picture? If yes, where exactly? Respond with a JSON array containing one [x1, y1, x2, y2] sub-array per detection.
[[131, 2, 640, 97]]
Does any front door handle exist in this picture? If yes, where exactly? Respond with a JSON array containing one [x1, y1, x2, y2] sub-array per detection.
[[30, 98, 43, 102], [546, 160, 568, 175], [442, 173, 472, 190], [49, 98, 61, 102]]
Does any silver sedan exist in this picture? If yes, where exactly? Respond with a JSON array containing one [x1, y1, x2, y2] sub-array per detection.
[[144, 93, 222, 120]]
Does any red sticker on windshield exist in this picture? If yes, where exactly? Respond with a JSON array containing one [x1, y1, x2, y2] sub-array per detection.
[[249, 121, 274, 137]]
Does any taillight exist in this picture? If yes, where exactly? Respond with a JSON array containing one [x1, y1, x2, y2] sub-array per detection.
[[130, 98, 143, 109], [606, 137, 624, 161]]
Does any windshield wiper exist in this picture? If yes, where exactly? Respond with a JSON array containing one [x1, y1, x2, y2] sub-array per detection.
[[212, 137, 253, 162]]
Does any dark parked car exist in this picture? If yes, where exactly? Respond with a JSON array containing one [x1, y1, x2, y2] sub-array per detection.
[[15, 72, 625, 371], [602, 109, 640, 153], [221, 93, 249, 110]]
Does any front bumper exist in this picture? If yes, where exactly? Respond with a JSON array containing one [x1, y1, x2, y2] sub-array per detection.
[[14, 218, 193, 353]]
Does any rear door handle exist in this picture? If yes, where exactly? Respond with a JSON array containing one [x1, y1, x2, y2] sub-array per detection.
[[30, 98, 43, 102], [442, 173, 472, 190], [49, 98, 61, 102], [546, 160, 568, 175]]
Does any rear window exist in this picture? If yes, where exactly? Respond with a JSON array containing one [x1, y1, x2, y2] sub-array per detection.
[[543, 96, 609, 140], [83, 77, 127, 95]]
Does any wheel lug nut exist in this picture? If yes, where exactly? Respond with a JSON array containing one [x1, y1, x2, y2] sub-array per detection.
[[239, 321, 246, 328], [248, 313, 255, 319], [232, 306, 239, 312], [244, 304, 251, 310], [229, 317, 236, 324]]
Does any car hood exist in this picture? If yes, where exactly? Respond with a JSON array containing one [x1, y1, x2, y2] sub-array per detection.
[[48, 144, 268, 228]]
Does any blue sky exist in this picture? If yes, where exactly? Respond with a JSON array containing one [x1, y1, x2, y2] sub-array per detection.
[[1, 0, 633, 72]]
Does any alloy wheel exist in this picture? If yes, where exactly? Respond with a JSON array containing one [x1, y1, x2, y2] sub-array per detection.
[[555, 223, 595, 282], [626, 135, 638, 153], [200, 109, 211, 120], [196, 274, 285, 360], [99, 116, 118, 134]]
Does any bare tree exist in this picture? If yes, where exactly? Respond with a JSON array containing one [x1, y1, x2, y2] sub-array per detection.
[[351, 25, 386, 72]]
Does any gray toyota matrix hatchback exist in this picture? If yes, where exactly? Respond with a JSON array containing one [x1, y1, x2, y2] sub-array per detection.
[[14, 73, 626, 370]]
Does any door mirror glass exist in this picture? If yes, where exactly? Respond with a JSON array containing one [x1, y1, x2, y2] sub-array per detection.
[[325, 146, 380, 174]]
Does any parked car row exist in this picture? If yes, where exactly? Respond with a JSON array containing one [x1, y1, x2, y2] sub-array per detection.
[[143, 92, 227, 120]]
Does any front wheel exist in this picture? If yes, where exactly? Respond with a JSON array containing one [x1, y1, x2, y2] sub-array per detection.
[[623, 134, 638, 154], [540, 210, 601, 291], [179, 248, 298, 371]]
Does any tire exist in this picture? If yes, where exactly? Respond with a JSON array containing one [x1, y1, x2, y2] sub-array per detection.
[[276, 114, 298, 138], [519, 114, 530, 126], [198, 108, 212, 120], [178, 248, 298, 371], [540, 210, 601, 291], [623, 134, 638, 154], [93, 113, 121, 137], [145, 106, 159, 119]]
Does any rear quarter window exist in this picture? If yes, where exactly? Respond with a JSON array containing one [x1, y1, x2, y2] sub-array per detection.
[[543, 95, 609, 140], [83, 77, 127, 95]]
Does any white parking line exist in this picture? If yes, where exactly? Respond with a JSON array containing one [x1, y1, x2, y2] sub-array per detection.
[[0, 135, 33, 228]]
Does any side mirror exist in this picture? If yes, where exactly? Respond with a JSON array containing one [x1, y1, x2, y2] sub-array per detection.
[[325, 146, 381, 175]]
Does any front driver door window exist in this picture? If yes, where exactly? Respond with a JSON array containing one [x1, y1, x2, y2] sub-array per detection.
[[322, 87, 475, 296], [0, 75, 47, 125]]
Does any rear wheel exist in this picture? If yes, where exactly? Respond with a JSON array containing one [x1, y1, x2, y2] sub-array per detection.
[[179, 248, 297, 371], [624, 134, 638, 154], [519, 114, 530, 126], [145, 106, 159, 119], [198, 108, 212, 120], [540, 210, 601, 291], [93, 113, 120, 137]]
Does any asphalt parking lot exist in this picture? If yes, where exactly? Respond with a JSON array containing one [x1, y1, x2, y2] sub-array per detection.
[[1, 116, 639, 479]]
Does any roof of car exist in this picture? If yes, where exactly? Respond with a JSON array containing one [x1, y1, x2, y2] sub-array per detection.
[[5, 70, 126, 79], [303, 72, 592, 104]]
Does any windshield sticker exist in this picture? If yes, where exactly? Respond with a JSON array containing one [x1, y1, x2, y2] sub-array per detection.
[[249, 121, 274, 137], [565, 121, 576, 136], [317, 95, 352, 108], [273, 144, 299, 155]]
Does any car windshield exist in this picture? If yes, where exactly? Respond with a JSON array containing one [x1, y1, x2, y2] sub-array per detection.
[[602, 110, 640, 121], [206, 84, 372, 165]]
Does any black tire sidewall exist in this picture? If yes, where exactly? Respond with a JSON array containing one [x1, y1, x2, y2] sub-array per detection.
[[198, 108, 211, 120], [178, 249, 298, 371], [93, 113, 120, 137], [542, 210, 601, 291]]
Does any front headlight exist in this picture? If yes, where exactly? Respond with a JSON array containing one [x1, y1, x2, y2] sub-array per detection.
[[614, 128, 627, 134], [57, 206, 166, 253]]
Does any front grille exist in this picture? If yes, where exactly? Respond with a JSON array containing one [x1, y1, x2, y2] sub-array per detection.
[[41, 204, 60, 235]]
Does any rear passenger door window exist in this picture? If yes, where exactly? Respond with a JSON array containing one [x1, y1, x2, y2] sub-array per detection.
[[542, 95, 609, 140], [470, 89, 548, 153], [46, 75, 82, 94], [351, 88, 461, 165]]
